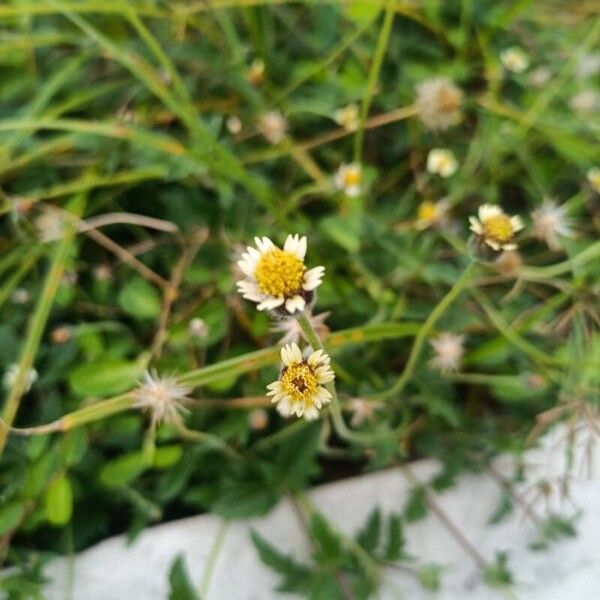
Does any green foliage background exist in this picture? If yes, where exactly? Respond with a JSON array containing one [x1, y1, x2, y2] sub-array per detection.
[[0, 0, 599, 596]]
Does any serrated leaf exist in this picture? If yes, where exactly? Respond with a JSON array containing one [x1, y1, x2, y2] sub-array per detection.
[[251, 530, 312, 593], [310, 513, 341, 561], [356, 508, 381, 554], [404, 487, 428, 522], [383, 514, 404, 561]]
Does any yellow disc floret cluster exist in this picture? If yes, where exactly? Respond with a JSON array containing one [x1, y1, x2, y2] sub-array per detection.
[[254, 248, 306, 298], [482, 214, 514, 244], [280, 363, 319, 405]]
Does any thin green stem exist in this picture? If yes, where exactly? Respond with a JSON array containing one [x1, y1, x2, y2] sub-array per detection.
[[198, 520, 229, 598], [0, 194, 85, 455], [373, 260, 477, 401], [354, 2, 395, 163]]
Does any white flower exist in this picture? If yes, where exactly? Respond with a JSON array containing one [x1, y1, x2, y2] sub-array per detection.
[[415, 77, 463, 131], [529, 67, 551, 88], [427, 148, 458, 178], [258, 110, 287, 144], [469, 204, 524, 251], [531, 199, 574, 251], [270, 311, 330, 345], [266, 343, 334, 420], [347, 398, 384, 428], [500, 47, 529, 73], [226, 115, 242, 135], [334, 104, 359, 131], [189, 318, 209, 339], [236, 235, 325, 315], [132, 370, 191, 429], [429, 333, 465, 373], [35, 207, 65, 242], [334, 163, 363, 197], [569, 90, 599, 113], [587, 167, 600, 193], [3, 364, 38, 393], [577, 53, 600, 78], [415, 199, 450, 230]]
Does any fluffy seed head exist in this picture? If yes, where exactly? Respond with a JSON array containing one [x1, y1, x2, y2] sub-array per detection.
[[427, 148, 458, 178], [133, 370, 191, 429], [415, 77, 463, 131], [258, 110, 287, 144], [429, 333, 465, 373], [3, 364, 38, 393], [500, 47, 529, 73], [531, 199, 574, 251]]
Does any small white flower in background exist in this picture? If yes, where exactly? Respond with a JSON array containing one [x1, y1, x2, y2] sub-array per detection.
[[258, 110, 287, 145], [427, 148, 458, 178], [266, 343, 335, 421], [415, 199, 450, 230], [35, 207, 65, 242], [334, 104, 359, 131], [189, 318, 209, 339], [226, 115, 242, 135], [248, 408, 269, 431], [334, 163, 363, 197], [469, 204, 524, 251], [531, 199, 574, 251], [237, 235, 325, 315], [415, 77, 463, 131], [569, 90, 599, 113], [347, 398, 384, 428], [3, 364, 38, 393], [270, 311, 330, 345], [587, 167, 600, 193], [11, 288, 30, 305], [529, 66, 552, 88], [429, 333, 465, 373], [500, 47, 529, 73], [133, 370, 191, 429], [577, 52, 600, 78]]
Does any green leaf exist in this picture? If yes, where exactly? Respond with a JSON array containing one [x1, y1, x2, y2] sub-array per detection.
[[418, 563, 442, 591], [45, 474, 73, 526], [153, 445, 183, 469], [0, 502, 25, 535], [344, 1, 380, 24], [484, 551, 513, 588], [168, 555, 198, 600], [118, 277, 161, 320], [310, 513, 341, 561], [251, 530, 312, 593], [319, 215, 361, 253], [212, 480, 277, 519], [356, 508, 381, 554], [383, 514, 405, 561], [69, 359, 144, 396], [404, 487, 428, 522], [99, 451, 148, 488]]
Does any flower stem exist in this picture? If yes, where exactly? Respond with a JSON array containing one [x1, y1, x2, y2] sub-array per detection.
[[295, 312, 404, 446], [373, 260, 477, 401]]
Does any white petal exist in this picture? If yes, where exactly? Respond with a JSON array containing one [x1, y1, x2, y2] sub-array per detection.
[[283, 234, 299, 254], [511, 216, 524, 232], [479, 204, 501, 221], [303, 266, 325, 291], [468, 216, 482, 234], [502, 243, 518, 251], [288, 343, 303, 364], [257, 296, 284, 311], [238, 258, 258, 277], [304, 406, 320, 421], [307, 349, 324, 367], [485, 239, 501, 251], [255, 237, 275, 253], [285, 296, 305, 314], [276, 397, 293, 417]]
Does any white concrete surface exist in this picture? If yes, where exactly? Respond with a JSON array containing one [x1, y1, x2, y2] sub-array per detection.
[[42, 425, 600, 599]]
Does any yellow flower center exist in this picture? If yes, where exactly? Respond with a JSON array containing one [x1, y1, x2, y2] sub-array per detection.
[[483, 214, 514, 243], [343, 169, 362, 187], [417, 201, 438, 222], [254, 248, 306, 298], [280, 363, 318, 404]]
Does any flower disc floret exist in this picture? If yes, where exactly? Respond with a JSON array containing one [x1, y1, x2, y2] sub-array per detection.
[[254, 248, 306, 298]]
